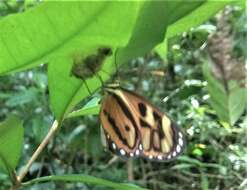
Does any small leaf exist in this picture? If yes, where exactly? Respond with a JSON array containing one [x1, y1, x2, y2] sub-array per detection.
[[66, 97, 101, 119], [0, 115, 23, 175], [171, 163, 194, 170], [228, 83, 247, 125], [5, 87, 38, 107], [203, 63, 247, 125], [177, 156, 203, 166], [192, 148, 203, 157], [22, 174, 147, 190]]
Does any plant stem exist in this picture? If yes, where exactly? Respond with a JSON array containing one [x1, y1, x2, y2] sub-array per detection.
[[127, 159, 133, 181], [16, 120, 60, 185]]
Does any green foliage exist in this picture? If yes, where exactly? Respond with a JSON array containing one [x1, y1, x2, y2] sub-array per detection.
[[0, 115, 23, 176], [0, 1, 246, 190], [0, 1, 207, 121], [203, 63, 247, 125], [67, 97, 100, 119], [23, 174, 147, 190]]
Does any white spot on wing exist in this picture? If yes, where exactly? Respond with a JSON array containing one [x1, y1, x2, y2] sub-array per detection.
[[139, 144, 143, 150], [120, 149, 126, 155], [149, 155, 153, 159], [176, 145, 181, 153], [112, 143, 116, 150], [130, 152, 134, 157], [178, 132, 183, 138], [157, 155, 163, 160], [135, 149, 140, 155], [172, 151, 177, 157], [167, 154, 171, 159], [179, 138, 183, 146]]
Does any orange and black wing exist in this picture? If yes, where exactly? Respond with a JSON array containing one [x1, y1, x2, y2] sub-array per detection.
[[100, 89, 142, 158], [100, 87, 185, 161]]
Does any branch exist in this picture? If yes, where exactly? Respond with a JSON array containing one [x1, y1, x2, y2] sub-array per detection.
[[16, 120, 60, 186]]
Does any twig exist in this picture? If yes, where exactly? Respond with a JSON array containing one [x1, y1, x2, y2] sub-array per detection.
[[16, 120, 60, 186], [127, 159, 134, 181], [182, 171, 233, 179]]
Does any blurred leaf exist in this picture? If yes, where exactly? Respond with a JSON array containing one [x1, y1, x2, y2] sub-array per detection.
[[178, 156, 203, 166], [171, 163, 194, 170], [67, 125, 86, 146], [0, 115, 23, 174], [200, 171, 209, 190], [167, 1, 231, 38], [192, 148, 203, 157], [5, 87, 38, 107], [87, 127, 103, 157], [177, 86, 201, 100], [31, 117, 50, 143], [66, 97, 100, 119], [203, 63, 247, 125], [23, 174, 147, 190], [154, 1, 231, 60]]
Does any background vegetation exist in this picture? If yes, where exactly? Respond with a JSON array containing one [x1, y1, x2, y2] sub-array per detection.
[[0, 1, 246, 190]]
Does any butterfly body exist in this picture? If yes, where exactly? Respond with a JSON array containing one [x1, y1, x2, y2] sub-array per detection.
[[100, 85, 185, 161]]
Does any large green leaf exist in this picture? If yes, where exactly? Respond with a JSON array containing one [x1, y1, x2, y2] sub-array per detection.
[[0, 1, 211, 120], [203, 63, 247, 125], [23, 174, 147, 190], [155, 1, 232, 59], [47, 1, 205, 120], [0, 115, 23, 175], [0, 2, 136, 75]]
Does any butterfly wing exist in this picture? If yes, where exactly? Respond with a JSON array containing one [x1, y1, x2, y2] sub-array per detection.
[[117, 88, 185, 161], [100, 87, 185, 161], [100, 90, 141, 158]]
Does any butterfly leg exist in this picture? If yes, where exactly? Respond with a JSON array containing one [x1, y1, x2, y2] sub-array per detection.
[[95, 73, 105, 87], [82, 79, 92, 95]]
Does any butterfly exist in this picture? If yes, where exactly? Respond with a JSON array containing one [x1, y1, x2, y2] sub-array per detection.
[[100, 84, 186, 161]]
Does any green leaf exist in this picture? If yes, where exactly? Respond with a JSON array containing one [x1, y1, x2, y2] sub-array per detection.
[[22, 174, 147, 190], [45, 2, 139, 120], [171, 163, 194, 170], [154, 37, 168, 62], [203, 63, 247, 125], [0, 115, 23, 175], [178, 156, 203, 166], [154, 1, 231, 60], [228, 83, 247, 125], [48, 1, 207, 120], [200, 171, 209, 190], [0, 1, 218, 121], [5, 87, 38, 107], [66, 97, 100, 119], [167, 1, 230, 39], [192, 148, 204, 157], [0, 2, 136, 75], [121, 1, 204, 60]]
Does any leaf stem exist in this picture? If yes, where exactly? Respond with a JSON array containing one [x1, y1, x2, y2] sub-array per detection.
[[16, 120, 60, 185]]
